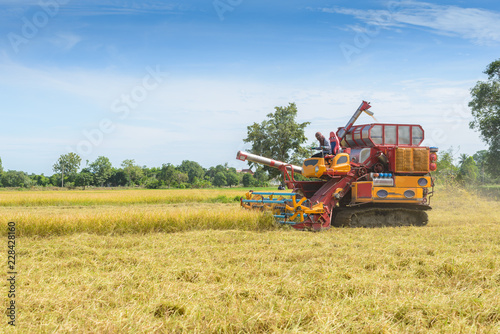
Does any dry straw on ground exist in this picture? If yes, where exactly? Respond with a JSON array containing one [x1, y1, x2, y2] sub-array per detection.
[[2, 186, 500, 333]]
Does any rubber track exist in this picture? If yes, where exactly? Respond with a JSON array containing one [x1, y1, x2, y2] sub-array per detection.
[[332, 207, 428, 228]]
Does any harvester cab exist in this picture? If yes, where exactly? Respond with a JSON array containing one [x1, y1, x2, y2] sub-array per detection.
[[301, 153, 351, 178], [237, 101, 437, 231]]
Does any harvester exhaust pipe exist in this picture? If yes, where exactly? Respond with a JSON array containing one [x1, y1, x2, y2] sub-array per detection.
[[337, 100, 373, 141], [236, 151, 303, 174]]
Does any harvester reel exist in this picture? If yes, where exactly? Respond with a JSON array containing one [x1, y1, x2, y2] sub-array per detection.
[[270, 196, 287, 215], [286, 195, 325, 223], [286, 196, 309, 222], [241, 193, 263, 210], [240, 191, 326, 227]]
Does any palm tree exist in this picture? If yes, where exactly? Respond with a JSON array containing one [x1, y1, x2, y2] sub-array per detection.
[[458, 153, 469, 167]]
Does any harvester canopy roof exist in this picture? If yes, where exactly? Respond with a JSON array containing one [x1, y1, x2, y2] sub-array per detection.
[[338, 123, 424, 148]]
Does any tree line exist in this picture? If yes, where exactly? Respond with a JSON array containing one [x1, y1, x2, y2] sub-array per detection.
[[434, 149, 498, 187], [0, 145, 492, 190], [0, 156, 270, 189]]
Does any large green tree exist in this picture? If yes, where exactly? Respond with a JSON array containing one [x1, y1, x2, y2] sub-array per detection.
[[158, 163, 177, 188], [52, 152, 82, 187], [109, 168, 130, 187], [226, 170, 239, 188], [242, 173, 255, 187], [174, 171, 189, 186], [1, 170, 33, 188], [457, 156, 479, 185], [206, 165, 227, 180], [75, 171, 94, 189], [243, 102, 310, 178], [178, 160, 205, 184], [89, 156, 112, 187], [213, 172, 227, 187], [121, 159, 144, 185], [469, 59, 500, 176], [31, 174, 50, 187]]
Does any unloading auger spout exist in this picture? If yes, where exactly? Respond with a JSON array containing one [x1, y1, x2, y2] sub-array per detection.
[[236, 151, 303, 174]]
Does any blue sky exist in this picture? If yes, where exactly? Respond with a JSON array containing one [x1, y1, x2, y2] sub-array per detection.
[[0, 0, 499, 174]]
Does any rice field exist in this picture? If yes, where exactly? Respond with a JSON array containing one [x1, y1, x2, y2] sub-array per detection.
[[2, 186, 500, 333], [0, 203, 274, 237], [0, 188, 246, 207], [0, 188, 274, 237]]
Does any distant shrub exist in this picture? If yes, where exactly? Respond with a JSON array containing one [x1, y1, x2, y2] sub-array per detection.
[[144, 177, 160, 189]]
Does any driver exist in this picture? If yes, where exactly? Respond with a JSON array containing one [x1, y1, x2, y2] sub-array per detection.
[[312, 132, 331, 157]]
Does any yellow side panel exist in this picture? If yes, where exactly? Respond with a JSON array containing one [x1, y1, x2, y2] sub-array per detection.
[[394, 176, 431, 188], [352, 184, 428, 204], [372, 187, 424, 202]]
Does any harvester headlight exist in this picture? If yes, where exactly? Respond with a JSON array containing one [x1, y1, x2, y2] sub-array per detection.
[[404, 190, 415, 198], [315, 166, 319, 173], [418, 178, 428, 186], [377, 190, 388, 198]]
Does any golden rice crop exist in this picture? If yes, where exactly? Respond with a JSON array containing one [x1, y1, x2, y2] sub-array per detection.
[[0, 203, 276, 237], [0, 188, 250, 207], [0, 186, 499, 237]]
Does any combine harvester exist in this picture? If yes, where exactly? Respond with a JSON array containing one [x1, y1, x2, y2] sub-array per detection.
[[237, 101, 438, 231]]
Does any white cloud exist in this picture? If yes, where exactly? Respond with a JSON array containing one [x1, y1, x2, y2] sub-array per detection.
[[322, 1, 500, 44], [0, 0, 39, 5], [0, 0, 190, 17], [58, 1, 190, 16], [49, 33, 82, 51], [0, 61, 138, 103]]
